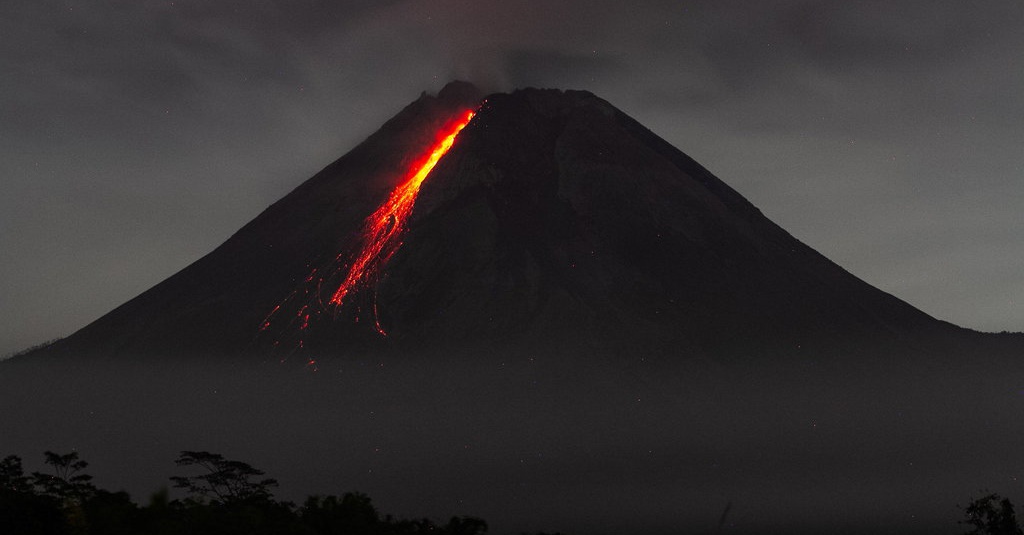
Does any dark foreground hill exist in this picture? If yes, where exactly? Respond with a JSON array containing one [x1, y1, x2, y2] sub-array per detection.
[[3, 82, 1023, 535]]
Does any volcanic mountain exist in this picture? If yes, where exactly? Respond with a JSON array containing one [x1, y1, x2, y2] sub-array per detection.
[[24, 81, 983, 363], [9, 82, 1024, 535]]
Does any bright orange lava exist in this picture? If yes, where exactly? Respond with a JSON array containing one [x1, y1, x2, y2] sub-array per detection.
[[257, 108, 476, 348], [328, 109, 475, 309]]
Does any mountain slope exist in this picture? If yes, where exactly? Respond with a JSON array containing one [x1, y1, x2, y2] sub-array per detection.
[[29, 82, 964, 362]]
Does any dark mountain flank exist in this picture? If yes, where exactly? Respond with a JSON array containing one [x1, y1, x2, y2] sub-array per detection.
[[24, 82, 985, 362]]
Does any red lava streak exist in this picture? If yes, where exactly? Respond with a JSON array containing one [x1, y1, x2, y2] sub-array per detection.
[[329, 109, 475, 309], [258, 108, 476, 349]]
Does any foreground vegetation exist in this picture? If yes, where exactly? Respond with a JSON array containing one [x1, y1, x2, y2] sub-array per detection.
[[5, 449, 1024, 535], [0, 450, 503, 535], [961, 493, 1024, 535]]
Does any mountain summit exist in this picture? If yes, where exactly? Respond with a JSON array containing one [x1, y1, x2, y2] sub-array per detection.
[[31, 81, 962, 361]]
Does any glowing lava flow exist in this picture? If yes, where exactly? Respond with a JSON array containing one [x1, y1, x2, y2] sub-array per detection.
[[257, 108, 476, 350], [329, 109, 475, 310]]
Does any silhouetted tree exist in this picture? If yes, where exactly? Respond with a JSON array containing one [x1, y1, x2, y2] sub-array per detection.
[[170, 451, 278, 505], [961, 493, 1023, 535], [0, 455, 31, 493], [0, 454, 67, 535], [30, 451, 96, 502]]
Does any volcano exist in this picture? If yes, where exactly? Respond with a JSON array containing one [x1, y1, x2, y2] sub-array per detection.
[[22, 81, 978, 363], [8, 82, 1024, 535]]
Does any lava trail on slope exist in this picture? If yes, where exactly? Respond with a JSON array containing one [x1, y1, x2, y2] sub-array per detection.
[[258, 108, 477, 357]]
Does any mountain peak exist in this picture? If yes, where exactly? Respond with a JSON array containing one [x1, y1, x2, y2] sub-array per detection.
[[436, 80, 482, 103], [24, 85, 961, 362]]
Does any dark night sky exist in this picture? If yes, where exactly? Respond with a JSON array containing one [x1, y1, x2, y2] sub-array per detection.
[[1, 0, 1022, 356]]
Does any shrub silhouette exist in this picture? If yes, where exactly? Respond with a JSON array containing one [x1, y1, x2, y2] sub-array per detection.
[[961, 493, 1023, 535], [302, 492, 381, 534]]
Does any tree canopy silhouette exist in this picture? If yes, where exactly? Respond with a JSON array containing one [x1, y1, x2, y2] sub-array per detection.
[[31, 451, 96, 502], [3, 448, 507, 535], [169, 450, 278, 504], [961, 493, 1023, 535]]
